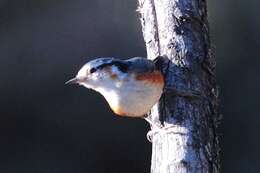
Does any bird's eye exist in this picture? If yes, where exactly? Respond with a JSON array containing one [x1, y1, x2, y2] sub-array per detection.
[[90, 68, 97, 74]]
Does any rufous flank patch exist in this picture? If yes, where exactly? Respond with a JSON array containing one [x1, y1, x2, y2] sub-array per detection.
[[135, 71, 164, 84]]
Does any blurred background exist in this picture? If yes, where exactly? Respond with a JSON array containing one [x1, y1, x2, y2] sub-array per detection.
[[0, 0, 259, 172]]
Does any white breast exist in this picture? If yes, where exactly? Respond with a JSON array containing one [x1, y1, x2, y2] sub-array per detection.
[[94, 75, 164, 117]]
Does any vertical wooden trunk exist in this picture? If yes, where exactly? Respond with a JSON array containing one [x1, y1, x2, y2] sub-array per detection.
[[138, 0, 220, 172]]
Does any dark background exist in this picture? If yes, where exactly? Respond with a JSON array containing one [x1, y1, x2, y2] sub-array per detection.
[[0, 0, 259, 172]]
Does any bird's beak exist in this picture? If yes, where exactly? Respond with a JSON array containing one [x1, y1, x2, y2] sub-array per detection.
[[65, 77, 79, 85]]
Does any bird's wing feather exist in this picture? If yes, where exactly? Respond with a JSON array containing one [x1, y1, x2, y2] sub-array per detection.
[[125, 57, 156, 74]]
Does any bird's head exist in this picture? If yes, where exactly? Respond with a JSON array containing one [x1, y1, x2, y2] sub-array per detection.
[[66, 58, 129, 91]]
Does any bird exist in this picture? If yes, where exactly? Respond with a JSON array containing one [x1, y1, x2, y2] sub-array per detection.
[[66, 57, 165, 118]]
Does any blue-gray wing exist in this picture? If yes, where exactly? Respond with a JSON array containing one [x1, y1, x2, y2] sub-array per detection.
[[125, 57, 156, 74]]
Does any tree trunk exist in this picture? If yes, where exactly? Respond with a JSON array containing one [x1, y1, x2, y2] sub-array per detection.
[[138, 0, 220, 172]]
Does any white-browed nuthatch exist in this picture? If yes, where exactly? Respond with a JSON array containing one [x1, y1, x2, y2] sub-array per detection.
[[66, 57, 165, 117]]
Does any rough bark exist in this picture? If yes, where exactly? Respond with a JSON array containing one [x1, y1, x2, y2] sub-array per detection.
[[138, 0, 220, 172]]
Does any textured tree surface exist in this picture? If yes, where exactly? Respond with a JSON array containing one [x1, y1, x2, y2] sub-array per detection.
[[138, 0, 220, 172]]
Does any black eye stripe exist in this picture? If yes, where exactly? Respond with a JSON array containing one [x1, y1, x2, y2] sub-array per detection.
[[90, 68, 97, 73], [95, 61, 128, 73], [113, 62, 128, 73]]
